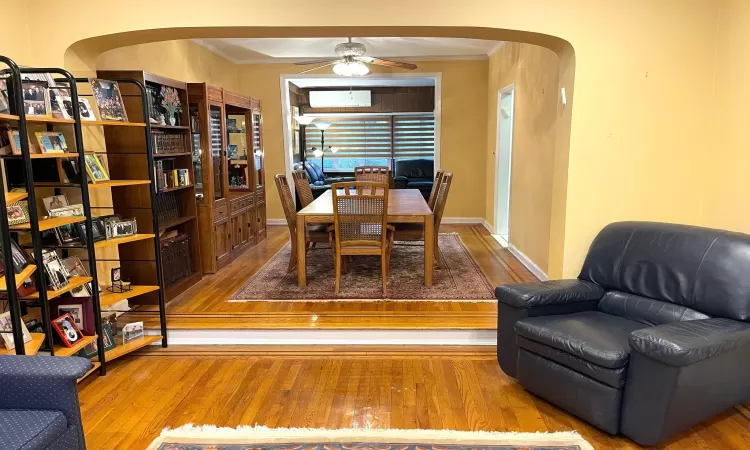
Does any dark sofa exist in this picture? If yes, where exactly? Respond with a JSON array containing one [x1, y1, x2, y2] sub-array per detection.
[[393, 159, 434, 200], [292, 161, 353, 200], [0, 355, 92, 449], [496, 221, 750, 445]]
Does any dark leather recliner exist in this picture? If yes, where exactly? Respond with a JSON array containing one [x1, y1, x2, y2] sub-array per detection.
[[393, 159, 434, 200], [292, 161, 353, 200], [496, 221, 750, 446]]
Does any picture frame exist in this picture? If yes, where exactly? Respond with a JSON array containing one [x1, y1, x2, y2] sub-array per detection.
[[41, 248, 69, 291], [35, 131, 68, 153], [22, 81, 49, 116], [59, 159, 81, 184], [49, 204, 84, 244], [0, 79, 9, 114], [75, 218, 106, 244], [111, 267, 121, 283], [51, 313, 84, 348], [121, 321, 144, 343], [57, 304, 84, 328], [90, 79, 128, 122], [42, 194, 69, 213], [57, 96, 97, 121], [61, 256, 94, 296], [7, 130, 36, 155], [6, 201, 29, 226], [78, 324, 115, 358], [0, 311, 32, 350], [6, 239, 30, 273], [98, 214, 121, 239], [110, 218, 137, 238], [102, 312, 117, 336], [83, 153, 109, 182], [49, 88, 70, 118]]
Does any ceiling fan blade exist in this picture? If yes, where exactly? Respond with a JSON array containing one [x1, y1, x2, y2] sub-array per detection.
[[296, 61, 340, 74], [294, 59, 339, 65], [357, 57, 417, 70]]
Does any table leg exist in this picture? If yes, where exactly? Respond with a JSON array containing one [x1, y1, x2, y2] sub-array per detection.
[[424, 215, 434, 287], [296, 216, 307, 287]]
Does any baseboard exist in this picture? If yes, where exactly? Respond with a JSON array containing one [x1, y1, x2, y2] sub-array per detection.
[[146, 328, 497, 346], [266, 218, 286, 226], [507, 244, 548, 281], [482, 220, 493, 233], [442, 217, 484, 224]]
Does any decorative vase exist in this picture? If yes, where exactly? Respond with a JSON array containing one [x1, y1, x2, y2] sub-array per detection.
[[169, 115, 176, 126]]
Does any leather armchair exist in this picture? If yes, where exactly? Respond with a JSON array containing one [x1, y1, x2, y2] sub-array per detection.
[[393, 159, 434, 199], [0, 355, 92, 449], [292, 162, 354, 199], [496, 221, 750, 445]]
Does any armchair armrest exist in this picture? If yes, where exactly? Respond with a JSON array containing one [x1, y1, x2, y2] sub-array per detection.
[[393, 176, 408, 189], [629, 318, 750, 367], [495, 279, 605, 308]]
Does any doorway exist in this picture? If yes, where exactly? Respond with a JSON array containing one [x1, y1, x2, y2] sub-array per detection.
[[493, 85, 515, 246]]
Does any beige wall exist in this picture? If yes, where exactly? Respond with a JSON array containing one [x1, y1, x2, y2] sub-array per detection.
[[237, 60, 488, 221], [485, 43, 560, 275], [96, 40, 239, 91]]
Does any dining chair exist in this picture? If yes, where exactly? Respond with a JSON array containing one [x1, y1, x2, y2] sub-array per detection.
[[292, 169, 314, 208], [427, 169, 444, 210], [331, 181, 394, 294], [354, 166, 390, 184], [394, 172, 453, 268], [275, 174, 331, 272]]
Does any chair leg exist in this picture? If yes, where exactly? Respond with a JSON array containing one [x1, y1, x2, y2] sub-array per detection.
[[342, 255, 349, 273], [334, 250, 342, 294], [381, 254, 388, 294], [435, 239, 444, 269], [311, 242, 317, 249], [288, 239, 297, 272]]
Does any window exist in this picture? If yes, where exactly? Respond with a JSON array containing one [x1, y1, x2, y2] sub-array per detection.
[[304, 114, 435, 172]]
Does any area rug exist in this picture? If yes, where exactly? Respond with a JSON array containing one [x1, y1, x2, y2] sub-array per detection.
[[146, 425, 594, 450], [230, 233, 495, 302]]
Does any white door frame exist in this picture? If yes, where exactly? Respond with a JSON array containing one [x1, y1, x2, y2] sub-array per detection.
[[279, 73, 442, 200], [493, 84, 515, 240]]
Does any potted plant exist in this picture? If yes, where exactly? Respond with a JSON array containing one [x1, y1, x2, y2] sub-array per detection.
[[160, 86, 182, 126]]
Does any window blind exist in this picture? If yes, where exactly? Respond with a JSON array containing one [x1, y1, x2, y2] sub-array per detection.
[[305, 117, 392, 160], [393, 115, 435, 159]]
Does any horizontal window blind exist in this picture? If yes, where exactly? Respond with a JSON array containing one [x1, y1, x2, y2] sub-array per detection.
[[393, 115, 435, 159], [305, 117, 392, 160]]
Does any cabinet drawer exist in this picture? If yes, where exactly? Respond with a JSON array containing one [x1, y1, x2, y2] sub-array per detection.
[[215, 202, 228, 221]]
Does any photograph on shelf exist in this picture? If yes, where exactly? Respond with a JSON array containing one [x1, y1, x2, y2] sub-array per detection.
[[41, 248, 70, 291], [0, 80, 9, 114], [39, 229, 61, 246], [22, 81, 49, 116], [49, 88, 70, 118], [0, 311, 33, 350], [51, 313, 84, 348], [61, 256, 94, 296], [2, 239, 30, 274], [83, 153, 109, 182], [7, 129, 36, 155], [111, 218, 137, 239], [102, 312, 117, 336], [121, 321, 144, 343], [90, 79, 128, 122], [24, 318, 44, 335], [49, 203, 84, 244], [57, 304, 84, 328], [42, 194, 69, 213], [6, 201, 29, 226], [107, 266, 131, 293], [79, 324, 115, 358], [59, 159, 81, 184], [35, 132, 68, 153], [98, 214, 121, 239], [57, 96, 97, 121], [75, 218, 106, 244]]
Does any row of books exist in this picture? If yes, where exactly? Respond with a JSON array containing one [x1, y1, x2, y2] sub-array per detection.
[[152, 132, 187, 155], [154, 192, 181, 223]]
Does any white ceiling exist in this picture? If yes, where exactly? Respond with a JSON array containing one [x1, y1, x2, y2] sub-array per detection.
[[289, 76, 436, 88], [193, 37, 504, 64]]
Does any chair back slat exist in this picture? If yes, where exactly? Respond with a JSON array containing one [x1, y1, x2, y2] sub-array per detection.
[[427, 169, 444, 210], [354, 166, 390, 184], [332, 181, 389, 248], [292, 170, 314, 208], [432, 172, 453, 234], [275, 174, 297, 237]]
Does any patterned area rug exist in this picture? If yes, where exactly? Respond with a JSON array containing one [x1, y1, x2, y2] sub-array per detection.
[[230, 233, 495, 302], [147, 426, 594, 450]]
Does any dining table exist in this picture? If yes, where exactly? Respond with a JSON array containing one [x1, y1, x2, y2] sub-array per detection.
[[296, 188, 435, 287]]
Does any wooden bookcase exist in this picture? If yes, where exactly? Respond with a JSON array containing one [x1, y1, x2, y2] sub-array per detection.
[[187, 84, 266, 274], [97, 71, 202, 302]]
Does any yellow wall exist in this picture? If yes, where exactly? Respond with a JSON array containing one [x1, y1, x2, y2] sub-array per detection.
[[237, 60, 488, 221], [485, 43, 560, 275], [705, 0, 750, 232], [96, 40, 239, 91]]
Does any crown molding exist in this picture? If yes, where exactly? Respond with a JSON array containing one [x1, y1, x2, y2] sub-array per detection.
[[487, 41, 507, 57], [191, 39, 243, 64]]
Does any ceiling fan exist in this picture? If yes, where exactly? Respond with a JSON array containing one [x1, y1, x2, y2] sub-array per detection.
[[295, 38, 418, 76]]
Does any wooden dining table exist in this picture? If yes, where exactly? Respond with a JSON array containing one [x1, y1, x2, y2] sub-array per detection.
[[296, 188, 435, 287]]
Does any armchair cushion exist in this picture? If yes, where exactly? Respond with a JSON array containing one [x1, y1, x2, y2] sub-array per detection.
[[629, 318, 750, 367], [515, 311, 646, 368], [496, 279, 605, 309], [0, 410, 67, 450]]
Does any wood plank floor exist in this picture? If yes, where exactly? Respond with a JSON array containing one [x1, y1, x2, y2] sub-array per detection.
[[77, 347, 750, 450], [123, 225, 534, 329]]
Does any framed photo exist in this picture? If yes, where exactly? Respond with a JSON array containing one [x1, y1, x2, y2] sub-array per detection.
[[0, 79, 9, 114], [6, 239, 30, 273], [102, 312, 117, 336], [84, 153, 109, 182], [49, 204, 84, 244], [121, 321, 144, 342], [7, 130, 35, 155], [22, 81, 49, 116], [35, 132, 68, 153], [57, 96, 97, 121], [41, 248, 69, 291], [75, 218, 106, 244], [51, 313, 84, 348], [49, 88, 70, 118], [61, 256, 93, 296], [79, 324, 115, 358], [6, 201, 29, 226], [0, 311, 32, 350], [43, 194, 69, 213], [111, 267, 121, 283], [110, 218, 137, 238], [57, 304, 84, 328], [59, 159, 81, 184], [90, 79, 128, 122], [98, 214, 121, 239]]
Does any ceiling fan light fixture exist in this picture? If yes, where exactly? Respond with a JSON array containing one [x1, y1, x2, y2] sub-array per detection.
[[333, 61, 370, 77]]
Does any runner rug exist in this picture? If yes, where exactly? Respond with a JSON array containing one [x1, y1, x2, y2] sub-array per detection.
[[229, 233, 496, 302], [146, 425, 594, 450]]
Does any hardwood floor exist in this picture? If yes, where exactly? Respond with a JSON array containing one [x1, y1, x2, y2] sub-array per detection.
[[77, 347, 750, 450]]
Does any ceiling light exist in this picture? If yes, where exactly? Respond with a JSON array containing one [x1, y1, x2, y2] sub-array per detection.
[[333, 61, 371, 77], [314, 122, 331, 131], [294, 116, 315, 125]]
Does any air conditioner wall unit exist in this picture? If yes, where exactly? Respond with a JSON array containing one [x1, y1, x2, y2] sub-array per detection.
[[309, 90, 372, 108]]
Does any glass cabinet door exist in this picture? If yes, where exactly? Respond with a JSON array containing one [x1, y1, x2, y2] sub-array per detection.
[[189, 104, 203, 198], [252, 111, 264, 188], [226, 113, 249, 189], [210, 105, 225, 199]]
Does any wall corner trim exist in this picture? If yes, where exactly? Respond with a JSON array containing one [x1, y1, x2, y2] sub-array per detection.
[[507, 244, 549, 281], [442, 217, 485, 224]]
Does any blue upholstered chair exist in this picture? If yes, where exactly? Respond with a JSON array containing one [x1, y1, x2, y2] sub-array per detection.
[[0, 355, 92, 450]]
